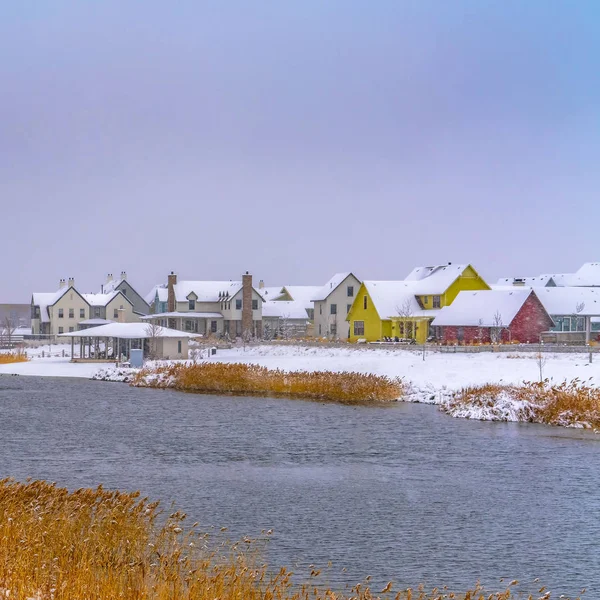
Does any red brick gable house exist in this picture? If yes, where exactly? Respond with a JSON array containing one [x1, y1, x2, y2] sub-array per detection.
[[432, 289, 554, 344]]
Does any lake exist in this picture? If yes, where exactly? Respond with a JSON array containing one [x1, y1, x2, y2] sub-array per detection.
[[1, 375, 598, 596]]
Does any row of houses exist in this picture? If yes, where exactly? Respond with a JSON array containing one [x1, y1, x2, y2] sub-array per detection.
[[26, 262, 600, 345]]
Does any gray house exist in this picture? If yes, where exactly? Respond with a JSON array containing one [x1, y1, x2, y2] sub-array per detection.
[[101, 272, 150, 315]]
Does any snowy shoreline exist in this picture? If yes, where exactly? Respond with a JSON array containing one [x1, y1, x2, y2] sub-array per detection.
[[2, 344, 599, 429]]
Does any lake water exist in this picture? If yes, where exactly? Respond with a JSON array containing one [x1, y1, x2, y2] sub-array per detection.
[[1, 375, 599, 596]]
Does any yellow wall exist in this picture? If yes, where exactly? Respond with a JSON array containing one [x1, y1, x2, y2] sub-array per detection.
[[347, 285, 382, 342], [443, 265, 490, 305]]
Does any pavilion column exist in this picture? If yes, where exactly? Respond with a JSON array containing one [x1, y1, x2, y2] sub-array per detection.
[[71, 336, 74, 360]]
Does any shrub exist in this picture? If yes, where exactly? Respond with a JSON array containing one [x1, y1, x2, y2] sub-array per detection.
[[0, 350, 28, 364], [446, 379, 600, 429], [132, 363, 403, 404], [0, 479, 581, 600]]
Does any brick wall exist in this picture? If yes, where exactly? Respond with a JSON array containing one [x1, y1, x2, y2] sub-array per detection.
[[242, 272, 253, 336]]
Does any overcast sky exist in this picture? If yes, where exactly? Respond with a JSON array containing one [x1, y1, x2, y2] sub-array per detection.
[[2, 1, 599, 302]]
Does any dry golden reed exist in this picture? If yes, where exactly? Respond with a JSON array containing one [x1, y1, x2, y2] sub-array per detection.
[[450, 379, 600, 428], [0, 350, 28, 364], [0, 479, 581, 600], [133, 362, 403, 404]]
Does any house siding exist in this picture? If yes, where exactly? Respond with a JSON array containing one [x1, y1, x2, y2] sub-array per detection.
[[440, 294, 554, 344]]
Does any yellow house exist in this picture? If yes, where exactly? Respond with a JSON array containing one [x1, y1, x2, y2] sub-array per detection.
[[347, 264, 490, 344]]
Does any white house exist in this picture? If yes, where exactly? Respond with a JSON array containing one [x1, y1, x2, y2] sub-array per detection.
[[312, 273, 361, 340], [142, 272, 264, 338]]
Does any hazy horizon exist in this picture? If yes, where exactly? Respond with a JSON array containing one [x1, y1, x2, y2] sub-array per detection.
[[2, 1, 599, 303]]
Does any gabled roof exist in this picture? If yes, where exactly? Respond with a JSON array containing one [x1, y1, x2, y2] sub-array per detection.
[[432, 289, 536, 327], [31, 288, 72, 322], [361, 281, 435, 319], [173, 280, 244, 303], [312, 273, 359, 302], [102, 278, 124, 294], [533, 287, 600, 316], [82, 290, 132, 308], [258, 286, 286, 300], [145, 285, 168, 305], [404, 264, 473, 294], [262, 300, 310, 320], [280, 286, 321, 309]]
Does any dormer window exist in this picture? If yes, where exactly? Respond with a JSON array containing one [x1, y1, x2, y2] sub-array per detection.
[[189, 299, 196, 310], [433, 296, 441, 308]]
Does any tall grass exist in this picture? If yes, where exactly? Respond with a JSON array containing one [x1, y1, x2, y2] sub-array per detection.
[[446, 380, 600, 428], [0, 479, 582, 600], [132, 362, 403, 404], [0, 349, 28, 364]]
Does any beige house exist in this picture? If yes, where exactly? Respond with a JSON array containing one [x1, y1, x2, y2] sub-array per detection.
[[31, 278, 141, 338], [312, 273, 361, 340], [142, 272, 264, 338]]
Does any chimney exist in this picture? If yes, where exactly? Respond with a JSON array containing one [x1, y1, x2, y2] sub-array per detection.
[[120, 271, 127, 281], [58, 279, 66, 289], [106, 273, 113, 284], [68, 277, 75, 288], [259, 279, 265, 289], [167, 271, 177, 313], [242, 271, 253, 337], [117, 308, 126, 323]]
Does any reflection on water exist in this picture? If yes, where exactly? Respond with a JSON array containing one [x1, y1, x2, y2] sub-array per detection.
[[1, 375, 598, 596]]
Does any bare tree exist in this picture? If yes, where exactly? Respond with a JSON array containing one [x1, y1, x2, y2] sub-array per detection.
[[145, 320, 162, 360], [241, 328, 253, 351], [0, 317, 16, 349], [490, 311, 504, 344], [536, 341, 548, 382], [477, 318, 485, 344], [279, 313, 294, 340], [395, 298, 414, 340]]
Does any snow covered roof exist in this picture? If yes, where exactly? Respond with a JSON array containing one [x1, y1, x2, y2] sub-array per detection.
[[362, 281, 435, 319], [173, 280, 244, 303], [262, 301, 310, 320], [259, 286, 286, 300], [79, 318, 113, 326], [140, 312, 223, 319], [32, 289, 70, 323], [58, 322, 198, 339], [312, 273, 358, 302], [404, 264, 472, 294], [533, 287, 600, 316], [82, 291, 122, 306], [432, 289, 534, 327], [282, 286, 321, 309], [145, 285, 168, 305], [496, 275, 555, 287], [101, 278, 123, 294]]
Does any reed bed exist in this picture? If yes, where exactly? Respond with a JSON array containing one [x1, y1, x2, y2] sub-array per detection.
[[445, 379, 600, 429], [0, 350, 28, 364], [0, 479, 582, 600], [132, 362, 403, 404]]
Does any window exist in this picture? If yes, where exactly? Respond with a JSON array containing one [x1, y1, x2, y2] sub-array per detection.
[[58, 308, 64, 318], [188, 299, 195, 310], [185, 320, 193, 331], [330, 323, 337, 335], [423, 296, 429, 305], [69, 326, 74, 333], [319, 305, 322, 315], [347, 286, 354, 297], [211, 320, 217, 333], [252, 299, 258, 310], [58, 326, 64, 334], [363, 295, 368, 310], [433, 296, 441, 308], [114, 309, 119, 318], [347, 304, 352, 314], [178, 341, 182, 354], [80, 308, 85, 318], [236, 299, 242, 310], [68, 308, 74, 318], [319, 324, 322, 335], [330, 304, 337, 315], [353, 321, 364, 336], [94, 307, 101, 318]]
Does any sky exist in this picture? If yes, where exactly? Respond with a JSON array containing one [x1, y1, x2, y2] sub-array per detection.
[[1, 1, 599, 302]]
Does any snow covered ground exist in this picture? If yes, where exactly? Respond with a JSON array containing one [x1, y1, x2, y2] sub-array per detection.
[[2, 343, 598, 392]]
